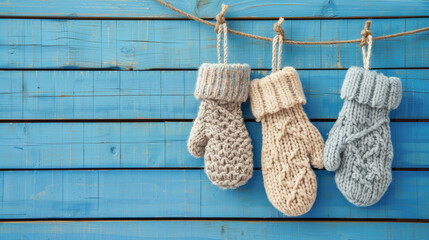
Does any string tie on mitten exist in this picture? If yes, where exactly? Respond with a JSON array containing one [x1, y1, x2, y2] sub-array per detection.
[[249, 20, 324, 216], [189, 4, 253, 189], [214, 4, 227, 34], [215, 4, 228, 64], [323, 65, 402, 207], [360, 20, 373, 70], [272, 18, 285, 72]]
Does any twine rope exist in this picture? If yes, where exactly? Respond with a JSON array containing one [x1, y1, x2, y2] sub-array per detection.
[[214, 4, 228, 34], [361, 20, 373, 69], [272, 18, 285, 71], [217, 23, 228, 64], [155, 0, 429, 45], [361, 35, 373, 69], [215, 4, 229, 64]]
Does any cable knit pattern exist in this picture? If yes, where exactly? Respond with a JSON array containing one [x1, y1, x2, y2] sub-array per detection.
[[324, 67, 402, 207], [188, 63, 253, 189], [249, 67, 325, 216]]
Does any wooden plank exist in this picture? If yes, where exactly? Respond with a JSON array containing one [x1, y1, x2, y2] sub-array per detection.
[[0, 170, 426, 219], [0, 19, 428, 69], [0, 170, 201, 218], [406, 18, 429, 68], [202, 170, 429, 219], [1, 0, 428, 18], [0, 221, 428, 240], [0, 69, 427, 119], [0, 122, 426, 169]]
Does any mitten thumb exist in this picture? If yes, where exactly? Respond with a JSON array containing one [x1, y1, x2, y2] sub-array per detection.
[[323, 124, 345, 171], [188, 114, 208, 158]]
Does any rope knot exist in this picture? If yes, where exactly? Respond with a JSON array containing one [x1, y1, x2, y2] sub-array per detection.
[[360, 29, 372, 46], [360, 20, 372, 47], [273, 17, 285, 38], [271, 17, 285, 72], [214, 4, 228, 33]]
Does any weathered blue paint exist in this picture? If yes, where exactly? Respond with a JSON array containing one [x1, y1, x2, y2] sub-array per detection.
[[0, 69, 427, 119], [0, 19, 428, 69], [0, 0, 428, 18], [0, 170, 426, 219], [0, 221, 428, 240], [0, 1, 428, 238], [0, 122, 426, 169]]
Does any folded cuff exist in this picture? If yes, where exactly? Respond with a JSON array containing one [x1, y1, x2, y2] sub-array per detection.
[[249, 67, 306, 121], [341, 67, 402, 110], [194, 63, 251, 103]]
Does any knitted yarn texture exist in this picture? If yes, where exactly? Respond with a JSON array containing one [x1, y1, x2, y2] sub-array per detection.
[[250, 67, 325, 216], [324, 67, 402, 207], [188, 63, 253, 189]]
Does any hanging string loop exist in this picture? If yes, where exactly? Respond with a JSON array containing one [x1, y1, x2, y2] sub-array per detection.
[[272, 18, 285, 72], [361, 20, 373, 70], [215, 4, 229, 64]]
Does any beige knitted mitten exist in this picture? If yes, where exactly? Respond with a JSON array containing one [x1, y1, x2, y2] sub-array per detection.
[[250, 67, 324, 216], [188, 63, 253, 189]]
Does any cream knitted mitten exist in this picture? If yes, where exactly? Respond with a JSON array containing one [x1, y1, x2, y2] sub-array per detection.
[[188, 63, 253, 189], [324, 67, 402, 207], [250, 67, 324, 216]]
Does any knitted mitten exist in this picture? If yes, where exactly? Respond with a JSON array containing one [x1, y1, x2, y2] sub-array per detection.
[[324, 67, 402, 207], [249, 67, 325, 216], [188, 63, 253, 189]]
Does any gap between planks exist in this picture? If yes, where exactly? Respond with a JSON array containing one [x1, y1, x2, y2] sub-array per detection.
[[0, 168, 427, 171], [0, 119, 427, 123], [0, 16, 428, 21], [0, 217, 427, 223], [1, 67, 429, 71]]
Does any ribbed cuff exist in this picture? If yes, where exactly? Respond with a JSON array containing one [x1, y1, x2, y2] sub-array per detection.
[[249, 67, 306, 121], [194, 63, 251, 103], [341, 67, 402, 110]]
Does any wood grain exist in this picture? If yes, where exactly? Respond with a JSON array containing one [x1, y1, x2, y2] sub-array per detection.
[[0, 19, 427, 69], [0, 170, 427, 219], [0, 122, 427, 169], [0, 221, 428, 240], [0, 0, 428, 236], [1, 0, 428, 18], [0, 69, 427, 119]]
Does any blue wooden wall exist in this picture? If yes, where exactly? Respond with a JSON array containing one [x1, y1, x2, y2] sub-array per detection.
[[0, 0, 428, 239]]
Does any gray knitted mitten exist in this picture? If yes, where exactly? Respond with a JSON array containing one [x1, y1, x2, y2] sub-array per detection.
[[188, 63, 253, 189], [324, 67, 402, 207]]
